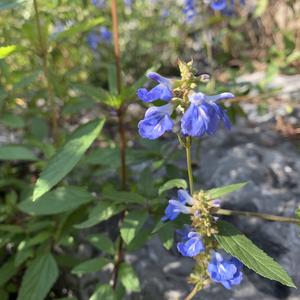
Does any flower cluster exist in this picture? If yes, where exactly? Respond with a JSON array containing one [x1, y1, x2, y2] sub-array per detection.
[[137, 62, 234, 140], [87, 26, 112, 50], [162, 188, 244, 290], [183, 0, 196, 23], [137, 61, 243, 292]]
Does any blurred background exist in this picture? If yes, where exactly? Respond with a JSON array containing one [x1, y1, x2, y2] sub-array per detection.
[[0, 0, 299, 299]]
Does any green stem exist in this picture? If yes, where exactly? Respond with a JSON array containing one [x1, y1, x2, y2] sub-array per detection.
[[33, 0, 58, 144], [185, 136, 194, 195], [184, 285, 199, 300], [216, 209, 300, 225]]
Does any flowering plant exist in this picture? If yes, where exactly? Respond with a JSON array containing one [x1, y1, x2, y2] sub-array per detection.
[[137, 60, 297, 298]]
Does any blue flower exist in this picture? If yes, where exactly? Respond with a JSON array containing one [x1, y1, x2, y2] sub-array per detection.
[[210, 0, 227, 10], [181, 92, 234, 137], [99, 26, 112, 42], [92, 0, 106, 8], [183, 0, 196, 23], [208, 252, 243, 289], [162, 189, 193, 221], [176, 225, 205, 257], [137, 72, 173, 103], [138, 103, 174, 140], [210, 0, 245, 15], [124, 0, 132, 7], [87, 32, 101, 50]]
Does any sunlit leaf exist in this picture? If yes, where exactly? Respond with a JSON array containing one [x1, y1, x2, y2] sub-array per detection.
[[32, 118, 105, 201]]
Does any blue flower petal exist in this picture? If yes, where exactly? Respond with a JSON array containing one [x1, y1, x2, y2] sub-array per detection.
[[138, 104, 173, 140], [137, 83, 173, 102], [210, 0, 227, 11], [208, 252, 243, 289], [181, 103, 209, 137]]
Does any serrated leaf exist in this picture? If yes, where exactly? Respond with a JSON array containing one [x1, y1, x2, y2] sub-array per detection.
[[119, 263, 141, 292], [87, 233, 115, 255], [32, 118, 105, 201], [0, 145, 37, 161], [17, 253, 59, 300], [120, 211, 148, 244], [71, 258, 108, 276], [74, 202, 123, 229], [103, 191, 146, 204], [206, 182, 247, 199], [90, 284, 116, 300], [215, 221, 296, 288], [19, 186, 93, 215], [158, 179, 187, 195]]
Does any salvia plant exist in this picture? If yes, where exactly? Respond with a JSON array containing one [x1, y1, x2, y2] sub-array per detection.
[[136, 61, 298, 298], [0, 0, 299, 300]]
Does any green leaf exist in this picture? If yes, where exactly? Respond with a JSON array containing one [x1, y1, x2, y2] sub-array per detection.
[[0, 0, 28, 10], [254, 0, 268, 17], [120, 211, 148, 244], [71, 258, 108, 276], [32, 118, 105, 201], [52, 17, 104, 42], [17, 253, 59, 300], [296, 207, 300, 219], [119, 263, 141, 292], [157, 222, 174, 250], [0, 46, 17, 58], [0, 259, 19, 286], [87, 233, 115, 255], [158, 179, 187, 195], [103, 191, 146, 204], [215, 221, 296, 288], [75, 202, 123, 229], [0, 145, 37, 161], [0, 113, 25, 128], [206, 182, 247, 199], [19, 186, 93, 215], [107, 64, 117, 95], [90, 284, 116, 300]]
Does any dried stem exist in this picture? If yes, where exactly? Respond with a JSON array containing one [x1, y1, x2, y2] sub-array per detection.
[[216, 209, 300, 225], [110, 0, 127, 289], [33, 0, 58, 144]]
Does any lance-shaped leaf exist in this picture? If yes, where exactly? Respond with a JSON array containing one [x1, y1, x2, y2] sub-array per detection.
[[119, 263, 141, 292], [19, 186, 94, 215], [17, 253, 59, 300], [32, 118, 105, 201], [215, 221, 296, 288], [0, 145, 37, 161], [120, 211, 148, 244], [158, 179, 187, 195], [206, 182, 247, 199]]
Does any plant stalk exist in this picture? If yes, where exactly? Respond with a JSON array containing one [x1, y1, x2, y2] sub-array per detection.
[[110, 0, 127, 289], [33, 0, 58, 144], [216, 209, 300, 225], [184, 285, 199, 300], [185, 136, 194, 195]]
